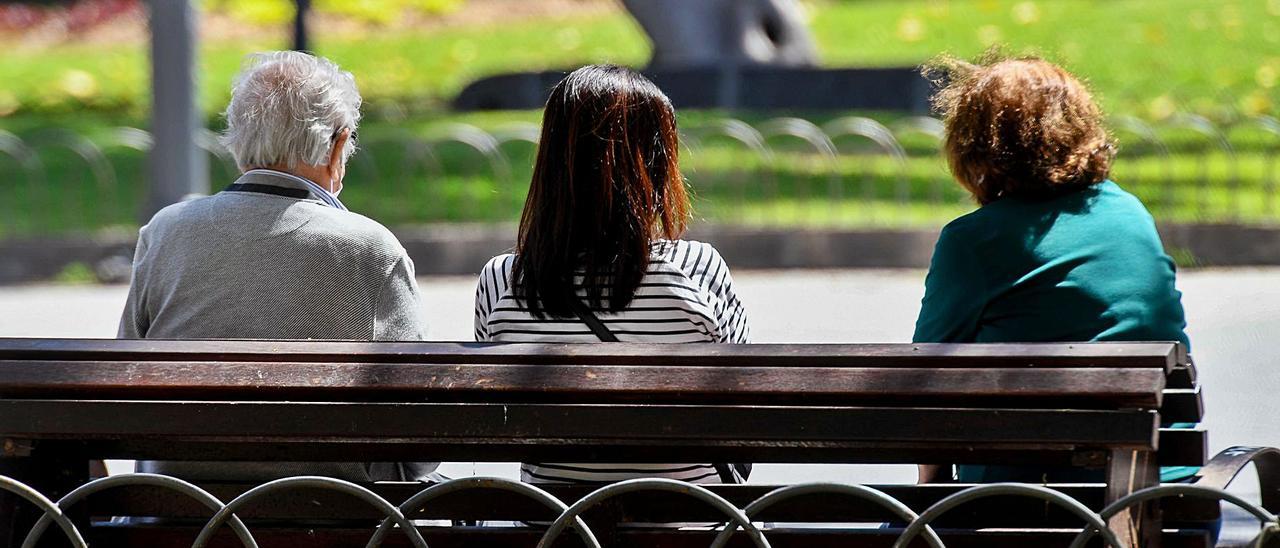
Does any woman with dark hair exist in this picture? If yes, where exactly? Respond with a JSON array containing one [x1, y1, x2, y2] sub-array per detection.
[[474, 65, 750, 484], [914, 54, 1193, 484]]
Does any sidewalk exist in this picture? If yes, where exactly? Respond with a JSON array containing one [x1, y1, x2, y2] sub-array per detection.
[[1, 268, 1277, 486]]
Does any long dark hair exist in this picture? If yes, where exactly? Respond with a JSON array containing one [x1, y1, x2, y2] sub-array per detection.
[[513, 64, 690, 319]]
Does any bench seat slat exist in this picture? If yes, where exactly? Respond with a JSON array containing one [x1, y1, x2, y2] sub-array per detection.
[[87, 482, 1221, 525], [0, 362, 1165, 407], [1158, 428, 1208, 467], [86, 523, 1214, 548], [0, 339, 1184, 370], [20, 440, 1137, 465], [1167, 365, 1196, 389], [1160, 388, 1204, 423], [0, 400, 1158, 461]]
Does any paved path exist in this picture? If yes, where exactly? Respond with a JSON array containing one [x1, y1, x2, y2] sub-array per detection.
[[2, 269, 1276, 487]]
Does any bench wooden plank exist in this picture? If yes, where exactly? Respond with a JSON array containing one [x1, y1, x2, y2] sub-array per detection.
[[8, 441, 1127, 466], [0, 339, 1184, 369], [0, 401, 1158, 462], [1167, 365, 1196, 389], [1160, 388, 1204, 423], [86, 482, 1222, 526], [1158, 428, 1208, 467], [0, 362, 1166, 407], [85, 523, 1214, 548]]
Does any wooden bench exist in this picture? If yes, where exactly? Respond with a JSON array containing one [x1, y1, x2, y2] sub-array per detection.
[[0, 338, 1271, 548]]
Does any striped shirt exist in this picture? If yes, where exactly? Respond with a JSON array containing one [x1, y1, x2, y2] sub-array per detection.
[[474, 240, 750, 483]]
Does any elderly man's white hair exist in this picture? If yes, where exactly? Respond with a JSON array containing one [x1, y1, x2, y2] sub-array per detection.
[[221, 51, 361, 170]]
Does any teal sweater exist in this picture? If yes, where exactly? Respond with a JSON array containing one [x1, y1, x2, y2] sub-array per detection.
[[913, 181, 1193, 483]]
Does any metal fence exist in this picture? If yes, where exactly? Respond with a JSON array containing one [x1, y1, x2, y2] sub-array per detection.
[[4, 473, 1277, 548], [0, 115, 1277, 237]]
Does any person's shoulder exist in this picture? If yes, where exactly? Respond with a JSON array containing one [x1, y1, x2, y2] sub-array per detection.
[[480, 253, 516, 276], [932, 206, 1009, 263], [656, 239, 732, 277], [137, 194, 222, 239], [310, 207, 397, 237], [1088, 180, 1166, 246], [690, 239, 728, 264], [938, 206, 988, 238], [654, 238, 711, 260], [1095, 179, 1154, 215], [476, 253, 516, 293], [144, 194, 207, 226], [305, 208, 407, 255]]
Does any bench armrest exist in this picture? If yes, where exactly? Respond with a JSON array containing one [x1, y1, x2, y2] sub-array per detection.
[[1193, 446, 1280, 513]]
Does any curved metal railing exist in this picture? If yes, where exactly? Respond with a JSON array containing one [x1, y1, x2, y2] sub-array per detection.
[[5, 472, 1278, 548], [0, 116, 1276, 236]]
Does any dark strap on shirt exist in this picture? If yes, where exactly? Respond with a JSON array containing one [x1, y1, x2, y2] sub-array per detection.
[[225, 183, 311, 200], [570, 299, 619, 342], [716, 462, 752, 484], [569, 297, 749, 484]]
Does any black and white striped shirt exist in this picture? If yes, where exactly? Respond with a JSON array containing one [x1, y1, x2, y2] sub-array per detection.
[[474, 240, 750, 483]]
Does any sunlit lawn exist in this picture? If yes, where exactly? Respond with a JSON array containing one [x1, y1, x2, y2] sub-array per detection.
[[2, 114, 1274, 236], [0, 0, 1277, 235], [1, 0, 1276, 118]]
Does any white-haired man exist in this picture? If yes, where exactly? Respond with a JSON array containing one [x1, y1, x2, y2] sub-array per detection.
[[118, 51, 434, 482]]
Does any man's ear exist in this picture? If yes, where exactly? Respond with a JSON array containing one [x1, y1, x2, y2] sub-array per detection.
[[328, 128, 351, 179]]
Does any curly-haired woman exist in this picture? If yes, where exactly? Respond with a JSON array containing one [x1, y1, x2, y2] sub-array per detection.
[[913, 55, 1192, 484]]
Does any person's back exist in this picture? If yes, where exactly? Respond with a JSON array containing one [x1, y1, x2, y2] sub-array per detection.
[[914, 180, 1188, 347], [911, 55, 1191, 484], [472, 65, 750, 484], [476, 240, 746, 344], [122, 171, 423, 342], [118, 51, 431, 482], [476, 240, 747, 483]]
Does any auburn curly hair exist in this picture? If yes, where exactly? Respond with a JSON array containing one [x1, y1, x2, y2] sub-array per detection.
[[926, 54, 1115, 205]]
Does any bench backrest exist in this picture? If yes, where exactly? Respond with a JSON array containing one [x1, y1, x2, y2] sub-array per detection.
[[0, 338, 1197, 467], [0, 338, 1209, 548]]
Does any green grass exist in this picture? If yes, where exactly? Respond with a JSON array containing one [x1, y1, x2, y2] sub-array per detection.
[[1, 113, 1275, 237], [811, 0, 1280, 120], [0, 0, 1277, 235], [1, 0, 1276, 119]]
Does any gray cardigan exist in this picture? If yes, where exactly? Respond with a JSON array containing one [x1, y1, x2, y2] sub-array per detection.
[[118, 169, 434, 481]]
